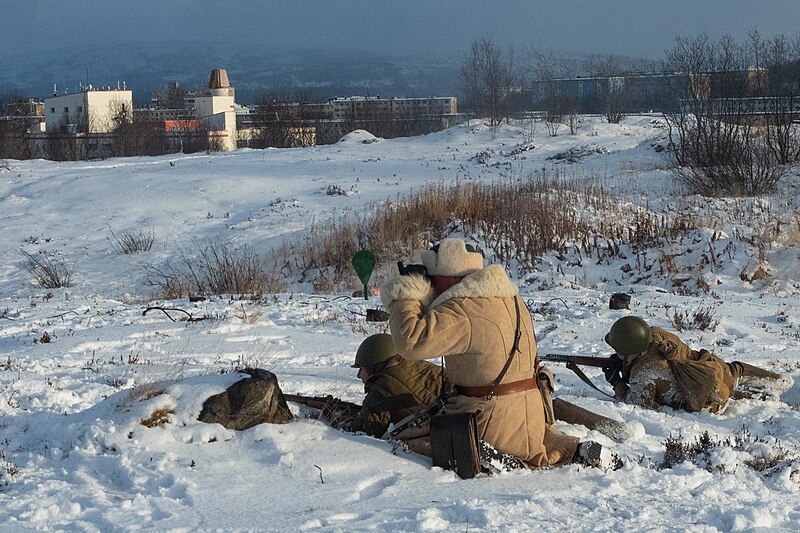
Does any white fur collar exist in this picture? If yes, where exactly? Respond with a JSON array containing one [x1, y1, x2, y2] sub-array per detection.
[[429, 264, 518, 308], [381, 264, 519, 309]]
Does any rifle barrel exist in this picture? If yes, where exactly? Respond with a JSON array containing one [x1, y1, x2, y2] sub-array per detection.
[[541, 354, 615, 368]]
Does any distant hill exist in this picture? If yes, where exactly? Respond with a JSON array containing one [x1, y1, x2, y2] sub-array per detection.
[[0, 42, 462, 105]]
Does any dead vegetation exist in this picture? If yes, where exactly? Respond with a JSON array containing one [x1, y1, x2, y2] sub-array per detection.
[[667, 306, 720, 332], [144, 170, 795, 299], [109, 227, 156, 254], [659, 429, 796, 476], [267, 172, 706, 292], [144, 240, 285, 299], [21, 250, 73, 288], [140, 407, 175, 428]]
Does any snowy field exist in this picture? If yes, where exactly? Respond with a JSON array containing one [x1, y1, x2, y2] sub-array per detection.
[[1, 116, 799, 532]]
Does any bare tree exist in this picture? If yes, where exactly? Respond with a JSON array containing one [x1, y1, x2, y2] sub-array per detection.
[[249, 91, 321, 148], [46, 112, 88, 161], [584, 55, 632, 123], [527, 48, 579, 135], [662, 32, 787, 196], [746, 29, 800, 165], [111, 102, 166, 157], [0, 90, 32, 159], [459, 37, 518, 127]]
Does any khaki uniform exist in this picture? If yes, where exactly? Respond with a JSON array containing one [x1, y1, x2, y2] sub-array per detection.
[[349, 359, 444, 438], [381, 265, 579, 467], [614, 327, 737, 413]]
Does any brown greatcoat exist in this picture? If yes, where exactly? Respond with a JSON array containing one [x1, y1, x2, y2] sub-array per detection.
[[381, 265, 579, 467], [614, 327, 736, 413], [349, 359, 444, 438]]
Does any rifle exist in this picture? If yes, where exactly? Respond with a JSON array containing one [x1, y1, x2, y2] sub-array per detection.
[[283, 394, 362, 429], [540, 353, 623, 400], [540, 354, 620, 369]]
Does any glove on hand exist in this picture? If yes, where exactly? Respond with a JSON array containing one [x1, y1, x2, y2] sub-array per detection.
[[603, 367, 623, 387], [397, 261, 427, 277], [602, 353, 624, 387]]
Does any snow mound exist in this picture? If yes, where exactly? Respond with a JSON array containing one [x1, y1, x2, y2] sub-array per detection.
[[337, 129, 382, 144]]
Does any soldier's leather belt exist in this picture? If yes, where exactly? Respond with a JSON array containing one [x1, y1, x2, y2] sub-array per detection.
[[455, 377, 538, 397]]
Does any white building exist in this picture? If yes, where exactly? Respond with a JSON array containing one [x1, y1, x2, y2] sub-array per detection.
[[194, 69, 238, 151], [44, 89, 132, 134]]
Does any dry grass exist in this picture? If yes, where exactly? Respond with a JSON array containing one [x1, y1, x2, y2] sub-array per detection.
[[269, 173, 704, 292], [145, 240, 285, 299], [140, 407, 175, 428], [145, 170, 792, 299]]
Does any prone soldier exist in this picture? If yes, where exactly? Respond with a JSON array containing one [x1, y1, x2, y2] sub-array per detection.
[[601, 316, 793, 413]]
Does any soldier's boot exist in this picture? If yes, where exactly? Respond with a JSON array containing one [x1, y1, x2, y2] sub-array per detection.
[[573, 441, 623, 471], [732, 362, 794, 397], [478, 440, 525, 474]]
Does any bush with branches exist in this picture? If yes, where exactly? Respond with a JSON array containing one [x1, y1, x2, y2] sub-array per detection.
[[667, 306, 720, 332], [21, 250, 73, 288], [144, 240, 284, 299], [109, 227, 156, 254]]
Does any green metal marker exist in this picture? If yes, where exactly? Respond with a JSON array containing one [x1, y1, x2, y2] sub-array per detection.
[[351, 250, 376, 300]]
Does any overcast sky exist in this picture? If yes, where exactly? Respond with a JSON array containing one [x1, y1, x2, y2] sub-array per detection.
[[2, 0, 800, 60]]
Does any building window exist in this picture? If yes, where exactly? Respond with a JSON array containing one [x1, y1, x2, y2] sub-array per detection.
[[50, 107, 55, 113], [64, 107, 69, 113], [77, 106, 83, 113]]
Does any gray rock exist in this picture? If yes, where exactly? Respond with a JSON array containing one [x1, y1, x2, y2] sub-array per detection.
[[198, 368, 293, 430]]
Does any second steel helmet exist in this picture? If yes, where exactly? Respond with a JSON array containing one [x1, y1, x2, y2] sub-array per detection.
[[352, 333, 397, 368], [605, 316, 652, 356]]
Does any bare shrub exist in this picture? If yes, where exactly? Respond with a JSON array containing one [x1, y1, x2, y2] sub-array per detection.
[[326, 185, 347, 196], [21, 250, 73, 288], [0, 356, 20, 371], [544, 115, 562, 137], [660, 435, 688, 469], [0, 450, 21, 486], [660, 429, 796, 476], [145, 240, 285, 299], [667, 306, 720, 331], [110, 227, 156, 254]]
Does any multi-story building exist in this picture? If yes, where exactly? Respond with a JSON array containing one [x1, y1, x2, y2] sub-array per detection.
[[326, 95, 457, 120], [44, 88, 132, 133]]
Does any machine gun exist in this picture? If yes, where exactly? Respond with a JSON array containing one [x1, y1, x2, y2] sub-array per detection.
[[283, 394, 362, 429]]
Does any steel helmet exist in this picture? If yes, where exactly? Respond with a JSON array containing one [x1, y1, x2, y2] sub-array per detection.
[[605, 316, 652, 356], [352, 333, 397, 368]]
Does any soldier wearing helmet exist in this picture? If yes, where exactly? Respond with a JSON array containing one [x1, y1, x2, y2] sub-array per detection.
[[603, 316, 791, 412], [347, 333, 447, 438]]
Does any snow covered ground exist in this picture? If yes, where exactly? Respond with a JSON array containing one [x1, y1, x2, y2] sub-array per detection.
[[1, 116, 799, 532]]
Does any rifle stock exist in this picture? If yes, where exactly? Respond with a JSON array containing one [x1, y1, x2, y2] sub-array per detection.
[[541, 353, 618, 369], [387, 400, 442, 438]]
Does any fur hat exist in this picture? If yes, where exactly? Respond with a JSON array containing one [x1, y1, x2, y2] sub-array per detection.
[[420, 238, 484, 277]]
